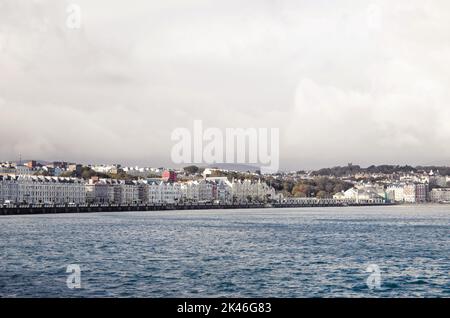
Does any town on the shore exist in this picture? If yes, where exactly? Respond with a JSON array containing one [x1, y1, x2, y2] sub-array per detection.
[[1, 160, 450, 206]]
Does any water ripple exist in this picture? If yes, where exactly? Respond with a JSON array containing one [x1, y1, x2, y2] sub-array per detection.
[[0, 205, 449, 297]]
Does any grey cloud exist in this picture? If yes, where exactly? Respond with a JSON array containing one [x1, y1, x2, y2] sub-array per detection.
[[1, 0, 450, 169]]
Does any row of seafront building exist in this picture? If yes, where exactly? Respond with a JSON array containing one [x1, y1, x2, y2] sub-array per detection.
[[333, 183, 450, 204], [2, 174, 449, 206], [0, 175, 277, 205], [1, 160, 450, 206]]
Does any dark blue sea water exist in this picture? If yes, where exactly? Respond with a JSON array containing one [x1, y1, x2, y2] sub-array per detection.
[[0, 205, 449, 297]]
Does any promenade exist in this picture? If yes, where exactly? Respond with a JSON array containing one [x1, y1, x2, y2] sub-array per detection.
[[0, 200, 393, 215]]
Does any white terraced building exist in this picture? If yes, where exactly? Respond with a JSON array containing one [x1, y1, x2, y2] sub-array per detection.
[[180, 181, 200, 202], [333, 187, 385, 203], [231, 179, 276, 202], [85, 179, 111, 203], [429, 188, 450, 203], [143, 178, 276, 204], [212, 178, 233, 203], [119, 180, 140, 204], [86, 179, 183, 204], [1, 174, 277, 206], [386, 183, 428, 203], [180, 180, 216, 202], [86, 179, 140, 204], [146, 181, 181, 204], [386, 184, 405, 202], [0, 175, 86, 204]]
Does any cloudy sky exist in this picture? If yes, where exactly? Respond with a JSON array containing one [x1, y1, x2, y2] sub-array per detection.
[[1, 0, 450, 170]]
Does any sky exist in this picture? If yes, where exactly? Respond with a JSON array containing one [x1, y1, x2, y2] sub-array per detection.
[[1, 0, 450, 170]]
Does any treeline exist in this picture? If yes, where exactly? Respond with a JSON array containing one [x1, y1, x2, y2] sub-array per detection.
[[312, 165, 450, 176], [269, 177, 353, 198], [60, 167, 138, 180]]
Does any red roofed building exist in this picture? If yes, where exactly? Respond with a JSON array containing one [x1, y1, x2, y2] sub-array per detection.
[[162, 170, 177, 182]]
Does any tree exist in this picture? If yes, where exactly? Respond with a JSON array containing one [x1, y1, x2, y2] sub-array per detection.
[[292, 184, 310, 197], [290, 177, 352, 198], [59, 171, 75, 178], [33, 170, 50, 176], [108, 171, 137, 180], [283, 181, 294, 193], [81, 167, 96, 179], [184, 165, 199, 175], [316, 190, 328, 199]]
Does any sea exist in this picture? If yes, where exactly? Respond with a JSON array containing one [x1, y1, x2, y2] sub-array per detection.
[[0, 205, 449, 297]]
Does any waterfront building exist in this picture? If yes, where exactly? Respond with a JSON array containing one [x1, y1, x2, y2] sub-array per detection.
[[198, 180, 215, 202], [403, 184, 417, 203], [85, 178, 110, 203], [120, 180, 140, 204], [386, 184, 406, 202], [179, 178, 275, 203], [209, 177, 233, 203], [146, 181, 182, 204], [355, 184, 386, 198], [107, 180, 123, 204], [87, 179, 141, 204], [334, 187, 385, 203], [231, 179, 275, 202], [0, 175, 85, 204], [337, 188, 358, 200], [180, 181, 200, 202], [0, 173, 276, 206], [415, 183, 428, 203], [424, 170, 447, 187], [138, 182, 149, 203], [386, 183, 428, 203], [0, 175, 18, 203], [429, 188, 450, 202]]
